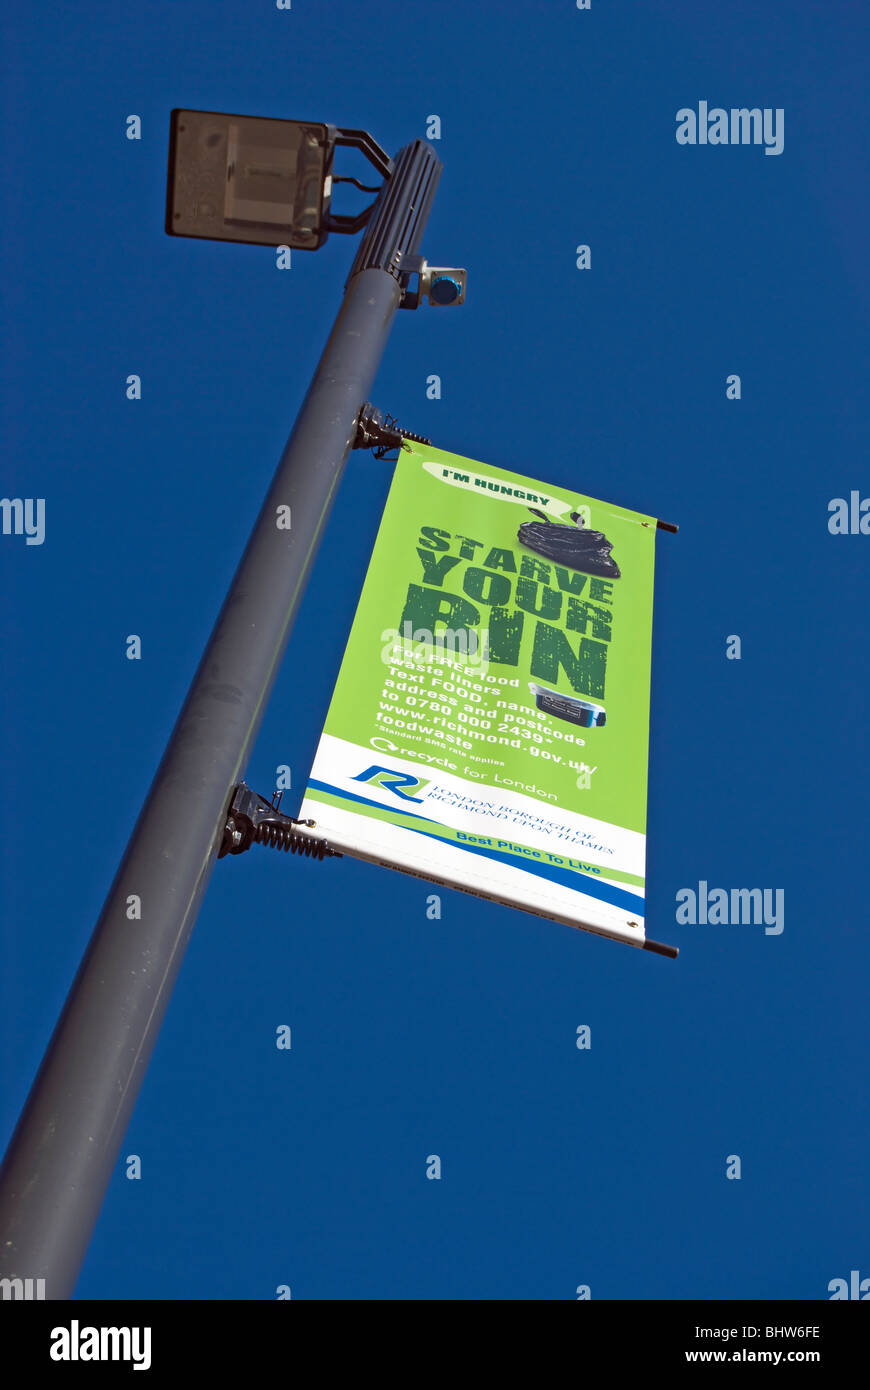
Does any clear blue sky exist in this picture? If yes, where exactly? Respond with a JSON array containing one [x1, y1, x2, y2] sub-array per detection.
[[1, 0, 867, 1299]]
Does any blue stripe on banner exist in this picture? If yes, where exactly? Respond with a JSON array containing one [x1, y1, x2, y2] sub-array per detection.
[[306, 779, 645, 917]]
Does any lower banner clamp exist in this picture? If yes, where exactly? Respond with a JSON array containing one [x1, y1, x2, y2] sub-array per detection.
[[219, 783, 342, 861]]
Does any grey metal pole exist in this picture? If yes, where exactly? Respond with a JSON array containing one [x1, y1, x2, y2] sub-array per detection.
[[0, 138, 442, 1300]]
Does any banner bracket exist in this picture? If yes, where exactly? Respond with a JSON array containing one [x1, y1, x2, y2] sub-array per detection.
[[218, 783, 342, 861], [353, 402, 431, 460]]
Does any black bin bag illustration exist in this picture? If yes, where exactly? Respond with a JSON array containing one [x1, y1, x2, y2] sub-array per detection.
[[517, 508, 621, 579]]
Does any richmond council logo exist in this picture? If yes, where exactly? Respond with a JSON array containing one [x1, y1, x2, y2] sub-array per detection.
[[352, 765, 430, 803]]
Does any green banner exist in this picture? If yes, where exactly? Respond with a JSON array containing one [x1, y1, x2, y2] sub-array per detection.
[[301, 440, 665, 952]]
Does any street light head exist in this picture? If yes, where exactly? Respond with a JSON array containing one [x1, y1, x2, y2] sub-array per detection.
[[166, 109, 334, 249]]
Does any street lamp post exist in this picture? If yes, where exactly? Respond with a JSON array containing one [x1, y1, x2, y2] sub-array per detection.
[[0, 123, 453, 1299]]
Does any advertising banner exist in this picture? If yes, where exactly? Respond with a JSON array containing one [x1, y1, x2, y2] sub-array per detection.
[[300, 441, 674, 955]]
